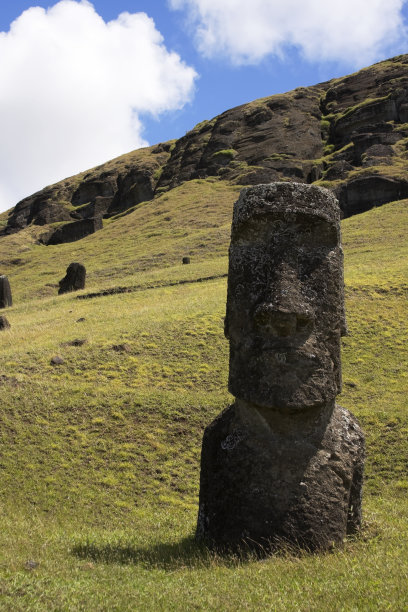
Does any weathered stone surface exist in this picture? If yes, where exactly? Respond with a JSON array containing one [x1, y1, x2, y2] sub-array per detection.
[[70, 197, 114, 221], [324, 160, 353, 181], [50, 355, 65, 365], [71, 176, 116, 208], [107, 168, 156, 215], [158, 90, 325, 190], [0, 275, 12, 308], [337, 176, 408, 218], [332, 98, 399, 145], [45, 218, 102, 245], [197, 183, 365, 552], [5, 191, 73, 233], [0, 315, 10, 329], [225, 183, 345, 410], [351, 129, 400, 165], [197, 400, 364, 551], [58, 263, 86, 295]]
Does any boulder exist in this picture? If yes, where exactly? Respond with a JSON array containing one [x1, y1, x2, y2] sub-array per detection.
[[50, 355, 65, 365], [0, 315, 10, 329]]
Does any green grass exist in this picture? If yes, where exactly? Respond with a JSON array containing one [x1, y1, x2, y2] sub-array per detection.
[[0, 180, 240, 302], [211, 149, 237, 159], [0, 186, 407, 610]]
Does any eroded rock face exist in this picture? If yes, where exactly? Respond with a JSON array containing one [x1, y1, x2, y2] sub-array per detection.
[[58, 263, 86, 295], [2, 144, 171, 239], [0, 276, 12, 308], [44, 218, 102, 245], [337, 176, 408, 218], [197, 183, 365, 552]]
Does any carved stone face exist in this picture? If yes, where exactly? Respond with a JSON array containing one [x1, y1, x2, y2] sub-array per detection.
[[225, 183, 345, 411]]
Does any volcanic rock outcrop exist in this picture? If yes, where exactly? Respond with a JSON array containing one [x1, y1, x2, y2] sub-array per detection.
[[3, 143, 173, 235], [58, 263, 86, 295], [43, 218, 102, 245], [2, 54, 408, 242], [196, 183, 365, 552]]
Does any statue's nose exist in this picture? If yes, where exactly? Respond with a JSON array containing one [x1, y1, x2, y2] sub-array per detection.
[[253, 303, 313, 336], [253, 259, 313, 336]]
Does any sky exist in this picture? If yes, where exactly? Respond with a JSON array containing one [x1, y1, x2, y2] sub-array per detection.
[[0, 0, 407, 213]]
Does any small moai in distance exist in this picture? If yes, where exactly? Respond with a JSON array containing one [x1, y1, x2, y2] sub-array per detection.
[[58, 263, 86, 295], [0, 275, 12, 308], [182, 257, 191, 264], [196, 182, 365, 552]]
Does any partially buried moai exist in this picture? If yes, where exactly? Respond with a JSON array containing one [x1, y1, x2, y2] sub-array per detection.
[[0, 275, 12, 308], [196, 183, 365, 552], [58, 263, 86, 295]]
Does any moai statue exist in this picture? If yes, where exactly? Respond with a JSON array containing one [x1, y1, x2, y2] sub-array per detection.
[[58, 263, 86, 295], [196, 183, 365, 552], [0, 275, 12, 308]]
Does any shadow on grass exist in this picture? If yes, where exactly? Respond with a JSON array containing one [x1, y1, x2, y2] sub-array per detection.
[[71, 527, 374, 570], [71, 536, 265, 570]]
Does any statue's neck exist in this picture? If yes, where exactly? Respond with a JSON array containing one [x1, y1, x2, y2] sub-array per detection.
[[234, 397, 335, 436]]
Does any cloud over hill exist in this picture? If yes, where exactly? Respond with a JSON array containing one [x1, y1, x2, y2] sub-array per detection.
[[171, 0, 407, 64], [0, 0, 197, 212]]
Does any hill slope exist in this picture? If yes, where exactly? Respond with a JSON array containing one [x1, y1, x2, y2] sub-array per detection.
[[0, 54, 407, 611], [1, 53, 408, 246], [0, 187, 407, 608]]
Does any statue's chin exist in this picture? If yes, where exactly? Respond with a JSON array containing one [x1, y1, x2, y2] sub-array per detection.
[[251, 385, 336, 412], [229, 347, 338, 411]]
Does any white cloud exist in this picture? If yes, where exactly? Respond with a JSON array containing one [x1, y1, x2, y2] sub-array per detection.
[[170, 0, 408, 65], [0, 0, 197, 212]]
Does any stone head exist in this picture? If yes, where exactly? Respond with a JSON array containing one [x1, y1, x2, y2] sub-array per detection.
[[225, 183, 345, 411], [58, 262, 86, 295]]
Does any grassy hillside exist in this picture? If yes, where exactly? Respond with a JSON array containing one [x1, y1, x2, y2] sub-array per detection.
[[0, 185, 407, 610], [0, 180, 240, 303]]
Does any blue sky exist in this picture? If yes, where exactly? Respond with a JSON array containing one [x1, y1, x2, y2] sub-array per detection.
[[0, 0, 407, 212]]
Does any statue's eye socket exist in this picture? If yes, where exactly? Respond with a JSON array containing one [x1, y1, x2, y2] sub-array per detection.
[[298, 256, 322, 280], [296, 223, 337, 248], [296, 315, 312, 331]]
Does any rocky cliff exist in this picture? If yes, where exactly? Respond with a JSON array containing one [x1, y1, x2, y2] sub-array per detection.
[[2, 54, 408, 243]]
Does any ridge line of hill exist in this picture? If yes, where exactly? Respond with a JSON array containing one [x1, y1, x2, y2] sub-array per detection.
[[1, 53, 408, 246]]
